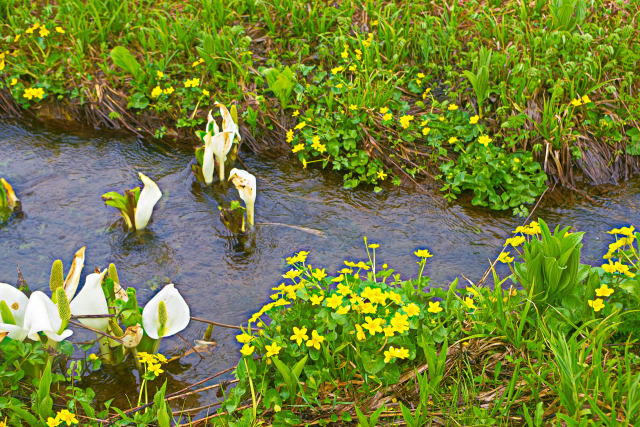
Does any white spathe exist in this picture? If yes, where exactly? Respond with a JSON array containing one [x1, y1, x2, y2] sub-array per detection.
[[142, 284, 190, 339], [228, 168, 257, 227], [212, 131, 234, 181], [23, 291, 73, 342], [0, 282, 29, 341], [215, 102, 241, 144], [69, 270, 109, 331], [63, 246, 85, 301], [134, 172, 162, 230]]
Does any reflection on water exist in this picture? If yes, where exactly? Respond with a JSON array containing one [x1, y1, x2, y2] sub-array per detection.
[[2, 119, 640, 409]]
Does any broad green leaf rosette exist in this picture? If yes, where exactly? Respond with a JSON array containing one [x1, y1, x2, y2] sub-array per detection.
[[101, 173, 162, 230]]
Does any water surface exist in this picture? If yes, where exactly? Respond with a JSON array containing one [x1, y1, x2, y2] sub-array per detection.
[[1, 120, 638, 409]]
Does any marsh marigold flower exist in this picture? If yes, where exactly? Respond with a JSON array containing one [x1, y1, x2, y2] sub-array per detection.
[[470, 115, 479, 124], [306, 329, 325, 349], [399, 115, 414, 129], [325, 293, 343, 309], [498, 252, 514, 263], [588, 298, 605, 312], [290, 326, 308, 345], [265, 342, 281, 357], [414, 249, 433, 258], [404, 303, 420, 317], [428, 300, 443, 313], [478, 135, 492, 147], [595, 284, 614, 297]]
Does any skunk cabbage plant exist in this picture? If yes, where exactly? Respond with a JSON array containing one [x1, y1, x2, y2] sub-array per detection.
[[142, 284, 190, 340], [0, 282, 29, 341], [102, 173, 162, 230], [228, 168, 256, 229], [0, 178, 20, 222], [23, 291, 73, 342], [70, 270, 109, 331], [193, 103, 241, 183]]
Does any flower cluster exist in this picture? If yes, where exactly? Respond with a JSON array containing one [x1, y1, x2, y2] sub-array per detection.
[[23, 87, 45, 101], [137, 352, 168, 377], [46, 409, 78, 426]]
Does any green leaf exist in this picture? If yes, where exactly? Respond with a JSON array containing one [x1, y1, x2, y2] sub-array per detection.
[[110, 46, 144, 82]]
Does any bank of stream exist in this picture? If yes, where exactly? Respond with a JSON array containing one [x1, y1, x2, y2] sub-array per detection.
[[1, 119, 639, 412]]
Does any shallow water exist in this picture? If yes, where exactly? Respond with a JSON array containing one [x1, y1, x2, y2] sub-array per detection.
[[1, 119, 639, 409]]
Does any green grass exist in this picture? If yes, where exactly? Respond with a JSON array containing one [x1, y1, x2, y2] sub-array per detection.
[[1, 0, 639, 208]]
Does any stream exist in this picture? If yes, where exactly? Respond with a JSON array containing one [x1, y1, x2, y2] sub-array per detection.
[[1, 119, 638, 410]]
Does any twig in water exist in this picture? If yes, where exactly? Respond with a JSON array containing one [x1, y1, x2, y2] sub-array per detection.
[[256, 221, 327, 238]]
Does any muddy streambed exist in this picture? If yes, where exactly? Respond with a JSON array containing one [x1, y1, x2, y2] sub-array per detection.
[[1, 119, 639, 410]]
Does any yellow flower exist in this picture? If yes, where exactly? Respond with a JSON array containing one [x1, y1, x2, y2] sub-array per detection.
[[422, 127, 431, 136], [448, 104, 458, 111], [151, 86, 163, 98], [349, 104, 357, 111], [384, 346, 409, 363], [581, 95, 592, 104], [202, 89, 210, 97], [331, 66, 344, 75], [156, 70, 165, 78], [414, 249, 433, 258], [312, 268, 327, 281], [310, 294, 324, 305], [336, 305, 351, 314], [570, 98, 582, 107], [380, 107, 389, 114], [422, 88, 431, 99], [294, 121, 307, 130], [386, 291, 402, 304], [439, 115, 445, 121], [290, 326, 308, 345], [240, 344, 255, 356], [336, 283, 351, 295], [588, 298, 605, 312], [377, 170, 387, 180], [399, 115, 414, 129], [504, 236, 525, 247], [607, 225, 635, 236], [478, 135, 492, 147], [355, 324, 366, 341], [265, 342, 282, 357], [47, 417, 61, 427], [382, 112, 393, 121], [286, 129, 295, 143], [39, 26, 50, 37], [362, 316, 384, 335], [148, 363, 164, 375], [163, 86, 174, 95], [463, 297, 477, 310], [390, 312, 409, 333], [10, 78, 18, 86], [404, 303, 420, 317], [55, 26, 65, 34], [325, 293, 343, 309], [498, 252, 514, 263], [89, 353, 99, 361], [292, 110, 300, 117], [361, 302, 377, 314], [306, 329, 325, 350], [371, 19, 379, 26], [595, 284, 614, 297], [383, 325, 395, 337], [56, 409, 78, 425], [427, 300, 443, 314], [184, 78, 200, 88], [156, 354, 168, 363], [341, 50, 349, 59], [448, 137, 458, 144], [469, 115, 480, 124], [192, 58, 205, 67], [236, 333, 254, 344]]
